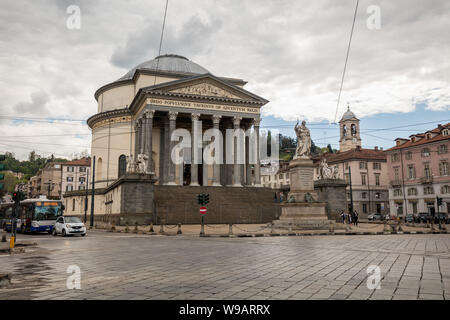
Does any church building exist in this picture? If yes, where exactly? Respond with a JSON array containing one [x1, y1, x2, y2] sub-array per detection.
[[63, 54, 280, 224]]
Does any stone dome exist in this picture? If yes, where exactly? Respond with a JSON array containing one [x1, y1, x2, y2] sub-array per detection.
[[118, 54, 210, 81], [340, 106, 358, 121]]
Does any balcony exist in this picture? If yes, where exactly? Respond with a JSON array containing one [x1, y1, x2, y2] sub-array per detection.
[[420, 176, 433, 184], [390, 179, 402, 187]]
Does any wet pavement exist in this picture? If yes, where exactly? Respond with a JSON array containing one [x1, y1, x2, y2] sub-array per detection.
[[0, 231, 449, 300]]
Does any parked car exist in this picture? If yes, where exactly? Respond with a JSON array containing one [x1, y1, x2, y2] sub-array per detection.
[[52, 216, 86, 237], [405, 214, 414, 223], [368, 213, 383, 221]]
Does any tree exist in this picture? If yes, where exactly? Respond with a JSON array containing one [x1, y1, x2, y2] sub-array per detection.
[[29, 150, 36, 162], [327, 144, 334, 154]]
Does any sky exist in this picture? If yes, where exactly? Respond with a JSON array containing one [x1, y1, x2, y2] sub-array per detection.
[[0, 0, 449, 160]]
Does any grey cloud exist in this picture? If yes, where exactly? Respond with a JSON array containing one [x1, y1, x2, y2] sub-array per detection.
[[14, 91, 50, 115], [110, 14, 221, 70]]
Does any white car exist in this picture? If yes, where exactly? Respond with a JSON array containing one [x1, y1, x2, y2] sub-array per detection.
[[52, 216, 86, 237]]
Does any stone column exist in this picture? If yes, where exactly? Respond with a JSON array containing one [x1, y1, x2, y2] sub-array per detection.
[[233, 116, 242, 187], [134, 119, 141, 158], [162, 117, 170, 185], [212, 114, 222, 186], [190, 113, 200, 186], [254, 118, 262, 186], [145, 110, 155, 173], [167, 111, 178, 185], [140, 115, 146, 155], [245, 123, 252, 186]]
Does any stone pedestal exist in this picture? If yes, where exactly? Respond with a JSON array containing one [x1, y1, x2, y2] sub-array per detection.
[[314, 179, 347, 221], [287, 158, 318, 201], [274, 158, 330, 230]]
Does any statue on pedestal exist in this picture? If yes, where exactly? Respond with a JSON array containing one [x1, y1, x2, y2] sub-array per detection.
[[136, 153, 149, 174], [318, 158, 340, 180], [294, 120, 311, 159], [126, 154, 136, 173]]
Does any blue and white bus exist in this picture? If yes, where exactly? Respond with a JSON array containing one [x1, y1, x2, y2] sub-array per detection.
[[3, 197, 63, 234]]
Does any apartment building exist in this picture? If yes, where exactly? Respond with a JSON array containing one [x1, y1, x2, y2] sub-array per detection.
[[385, 123, 450, 217], [61, 157, 91, 195]]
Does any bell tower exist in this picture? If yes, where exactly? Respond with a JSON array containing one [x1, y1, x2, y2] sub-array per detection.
[[339, 104, 361, 152]]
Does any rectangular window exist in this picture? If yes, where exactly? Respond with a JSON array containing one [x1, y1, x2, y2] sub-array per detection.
[[361, 192, 367, 199], [345, 162, 349, 169], [375, 174, 380, 186], [359, 162, 367, 170], [361, 174, 366, 185], [422, 148, 430, 157], [405, 152, 412, 160], [394, 167, 400, 180], [391, 153, 400, 162], [424, 163, 431, 178], [79, 177, 86, 183], [80, 167, 87, 172], [67, 177, 73, 182], [79, 186, 85, 191], [373, 162, 381, 170], [408, 165, 416, 179], [439, 161, 449, 176], [66, 185, 73, 192], [412, 202, 417, 214], [362, 204, 367, 213], [438, 144, 448, 154]]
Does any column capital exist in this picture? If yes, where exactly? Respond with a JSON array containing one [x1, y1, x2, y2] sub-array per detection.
[[233, 116, 242, 127], [168, 111, 178, 121], [253, 118, 261, 127], [212, 114, 222, 124], [191, 113, 201, 121], [144, 110, 155, 119]]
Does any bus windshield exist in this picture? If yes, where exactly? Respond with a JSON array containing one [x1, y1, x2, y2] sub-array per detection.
[[34, 203, 62, 221]]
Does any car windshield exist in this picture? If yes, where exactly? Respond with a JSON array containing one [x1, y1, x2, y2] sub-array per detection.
[[34, 204, 62, 221], [65, 217, 82, 223]]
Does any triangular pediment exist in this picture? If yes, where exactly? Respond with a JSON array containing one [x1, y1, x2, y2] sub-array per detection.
[[142, 74, 268, 104], [169, 82, 242, 99]]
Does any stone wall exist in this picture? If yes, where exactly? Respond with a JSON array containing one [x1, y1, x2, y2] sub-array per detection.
[[154, 186, 281, 224], [314, 179, 347, 221]]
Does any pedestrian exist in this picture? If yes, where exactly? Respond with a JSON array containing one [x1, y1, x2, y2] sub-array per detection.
[[274, 193, 278, 203], [348, 212, 352, 225], [354, 211, 359, 226], [279, 192, 284, 203], [341, 210, 345, 224]]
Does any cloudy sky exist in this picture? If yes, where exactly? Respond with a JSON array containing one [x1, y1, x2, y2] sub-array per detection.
[[0, 0, 449, 160]]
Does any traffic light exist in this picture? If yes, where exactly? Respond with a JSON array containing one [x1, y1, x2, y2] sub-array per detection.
[[204, 194, 209, 205], [197, 194, 203, 205], [0, 154, 5, 191], [437, 197, 443, 206], [12, 191, 24, 204]]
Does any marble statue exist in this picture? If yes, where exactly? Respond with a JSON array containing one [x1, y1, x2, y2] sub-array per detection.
[[318, 158, 340, 180], [294, 120, 311, 159], [126, 154, 136, 173], [136, 153, 149, 174]]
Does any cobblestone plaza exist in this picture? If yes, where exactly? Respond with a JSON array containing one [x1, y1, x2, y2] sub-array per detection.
[[1, 231, 449, 300]]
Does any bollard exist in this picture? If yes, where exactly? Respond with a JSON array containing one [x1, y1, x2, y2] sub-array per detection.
[[397, 220, 403, 232], [149, 223, 154, 233], [1, 231, 6, 243], [288, 223, 292, 233], [177, 223, 182, 235], [111, 221, 116, 231], [9, 236, 15, 249], [124, 223, 129, 233], [134, 222, 139, 233], [228, 223, 233, 236], [159, 220, 165, 234], [329, 221, 334, 233]]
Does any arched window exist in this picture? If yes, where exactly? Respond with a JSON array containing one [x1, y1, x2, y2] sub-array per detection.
[[96, 158, 103, 181], [343, 125, 347, 137], [351, 124, 357, 136], [118, 155, 127, 177]]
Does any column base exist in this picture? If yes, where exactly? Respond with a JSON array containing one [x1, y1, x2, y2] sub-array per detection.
[[253, 184, 263, 187], [190, 182, 200, 186], [232, 183, 243, 187], [164, 182, 177, 186], [211, 182, 222, 187]]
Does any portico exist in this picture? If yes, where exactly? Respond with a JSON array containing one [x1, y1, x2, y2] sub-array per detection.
[[130, 73, 266, 187]]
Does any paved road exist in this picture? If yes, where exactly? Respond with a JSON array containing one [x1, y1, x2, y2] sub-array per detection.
[[0, 231, 449, 300]]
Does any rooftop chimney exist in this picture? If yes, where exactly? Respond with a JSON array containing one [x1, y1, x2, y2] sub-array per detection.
[[374, 146, 378, 151]]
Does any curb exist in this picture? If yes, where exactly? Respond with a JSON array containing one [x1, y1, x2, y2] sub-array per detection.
[[92, 227, 448, 238]]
